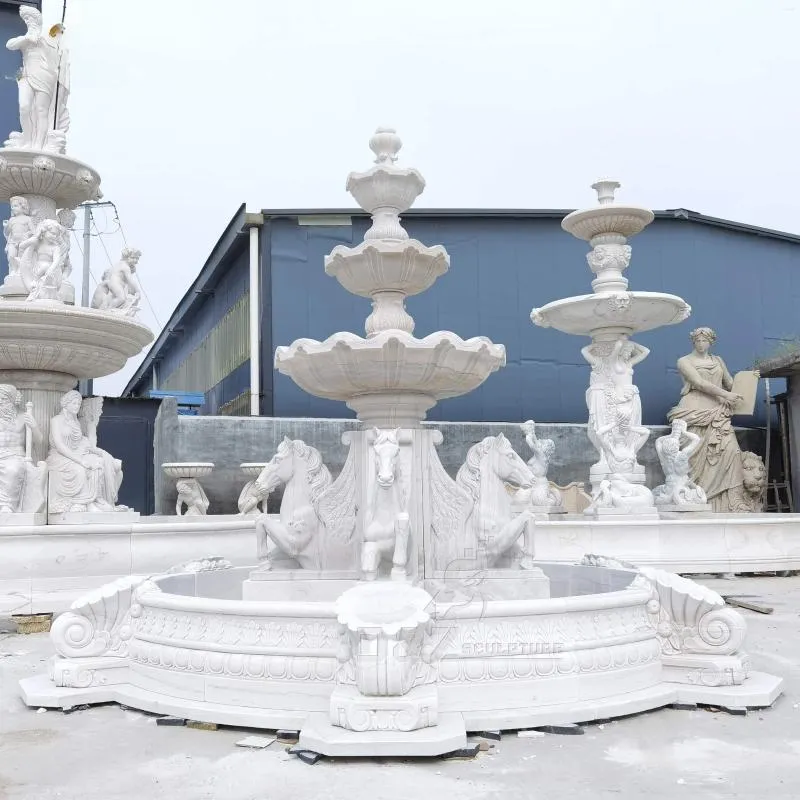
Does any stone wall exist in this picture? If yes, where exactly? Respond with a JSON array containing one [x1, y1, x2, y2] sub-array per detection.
[[153, 400, 767, 515]]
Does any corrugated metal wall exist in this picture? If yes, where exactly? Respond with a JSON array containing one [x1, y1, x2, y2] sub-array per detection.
[[268, 215, 795, 425], [156, 239, 250, 413]]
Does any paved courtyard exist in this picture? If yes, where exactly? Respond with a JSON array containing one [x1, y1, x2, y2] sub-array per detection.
[[1, 575, 799, 800]]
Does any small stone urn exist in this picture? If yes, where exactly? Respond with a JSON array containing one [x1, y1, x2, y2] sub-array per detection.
[[162, 462, 214, 516]]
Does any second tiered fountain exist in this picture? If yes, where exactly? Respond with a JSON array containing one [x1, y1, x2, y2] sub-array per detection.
[[532, 181, 692, 516]]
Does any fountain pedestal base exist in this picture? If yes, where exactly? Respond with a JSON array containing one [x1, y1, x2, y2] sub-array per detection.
[[299, 710, 466, 757]]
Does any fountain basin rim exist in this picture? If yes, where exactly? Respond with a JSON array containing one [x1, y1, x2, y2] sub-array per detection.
[[0, 301, 153, 337], [0, 303, 153, 378], [145, 566, 650, 619], [324, 239, 450, 297], [0, 147, 101, 206], [562, 204, 655, 241], [275, 330, 506, 364], [531, 291, 690, 335]]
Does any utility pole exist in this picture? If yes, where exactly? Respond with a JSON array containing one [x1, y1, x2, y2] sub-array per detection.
[[77, 200, 116, 397]]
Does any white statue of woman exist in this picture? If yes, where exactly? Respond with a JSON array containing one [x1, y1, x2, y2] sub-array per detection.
[[667, 327, 759, 512], [519, 419, 562, 509], [6, 7, 69, 152], [3, 197, 34, 275], [652, 419, 709, 508], [46, 390, 125, 514]]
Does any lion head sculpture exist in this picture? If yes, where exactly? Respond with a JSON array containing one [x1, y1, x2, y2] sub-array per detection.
[[740, 451, 767, 512]]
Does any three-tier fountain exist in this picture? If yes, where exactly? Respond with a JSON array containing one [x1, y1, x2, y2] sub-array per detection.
[[21, 128, 782, 757]]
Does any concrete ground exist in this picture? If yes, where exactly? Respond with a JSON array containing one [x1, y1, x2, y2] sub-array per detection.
[[1, 575, 799, 800]]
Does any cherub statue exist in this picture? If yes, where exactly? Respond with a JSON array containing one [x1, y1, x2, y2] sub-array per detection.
[[19, 219, 69, 301], [176, 478, 209, 516], [518, 419, 563, 509], [91, 247, 142, 316], [3, 197, 34, 275], [652, 419, 709, 508]]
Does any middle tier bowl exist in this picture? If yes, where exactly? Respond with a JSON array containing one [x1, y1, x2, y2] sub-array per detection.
[[324, 239, 449, 298], [274, 329, 506, 427], [531, 291, 691, 336]]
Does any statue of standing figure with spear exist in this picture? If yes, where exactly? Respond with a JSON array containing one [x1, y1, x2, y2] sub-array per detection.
[[6, 5, 70, 152]]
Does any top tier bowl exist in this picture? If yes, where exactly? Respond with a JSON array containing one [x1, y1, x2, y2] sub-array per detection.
[[0, 149, 101, 208]]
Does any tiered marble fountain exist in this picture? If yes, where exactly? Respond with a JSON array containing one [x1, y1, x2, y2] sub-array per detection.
[[0, 7, 264, 617], [0, 5, 152, 524], [532, 180, 692, 517], [20, 133, 782, 757]]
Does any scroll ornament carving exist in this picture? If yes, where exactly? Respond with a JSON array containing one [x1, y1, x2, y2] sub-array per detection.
[[50, 575, 148, 659], [638, 567, 747, 656]]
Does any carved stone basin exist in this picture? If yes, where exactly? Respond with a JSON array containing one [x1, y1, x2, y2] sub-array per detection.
[[0, 302, 153, 378], [531, 291, 691, 337], [240, 462, 267, 478], [274, 330, 506, 427], [161, 462, 214, 480], [0, 148, 102, 208], [19, 558, 781, 758]]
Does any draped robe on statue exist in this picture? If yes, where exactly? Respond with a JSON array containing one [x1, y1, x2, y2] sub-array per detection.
[[46, 412, 120, 512], [0, 436, 27, 510], [667, 355, 747, 512]]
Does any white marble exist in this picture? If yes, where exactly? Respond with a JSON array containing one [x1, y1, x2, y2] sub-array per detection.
[[516, 419, 564, 513], [6, 6, 70, 153], [237, 463, 268, 516], [0, 383, 45, 513], [10, 134, 787, 759], [653, 420, 711, 510], [17, 557, 782, 748], [362, 429, 409, 580], [161, 462, 214, 480], [47, 392, 129, 514], [254, 437, 357, 569], [162, 463, 213, 516], [274, 129, 504, 428], [48, 510, 140, 525], [91, 248, 142, 316], [3, 196, 34, 279], [668, 327, 766, 512]]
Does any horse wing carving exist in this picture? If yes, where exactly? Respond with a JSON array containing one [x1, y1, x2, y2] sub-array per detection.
[[428, 447, 473, 571], [316, 442, 357, 544]]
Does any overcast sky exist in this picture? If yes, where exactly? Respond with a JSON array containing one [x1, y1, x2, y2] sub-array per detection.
[[37, 0, 800, 395]]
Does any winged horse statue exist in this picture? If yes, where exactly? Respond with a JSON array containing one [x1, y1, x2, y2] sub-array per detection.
[[253, 437, 357, 570]]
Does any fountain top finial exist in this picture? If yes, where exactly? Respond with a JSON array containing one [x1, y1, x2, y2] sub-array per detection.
[[369, 127, 402, 165], [591, 179, 621, 206]]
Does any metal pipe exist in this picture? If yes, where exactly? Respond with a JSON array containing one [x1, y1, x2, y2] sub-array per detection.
[[248, 224, 260, 416], [78, 205, 92, 396]]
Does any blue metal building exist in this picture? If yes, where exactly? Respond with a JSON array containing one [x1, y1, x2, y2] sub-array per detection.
[[123, 206, 800, 425], [0, 0, 40, 279]]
